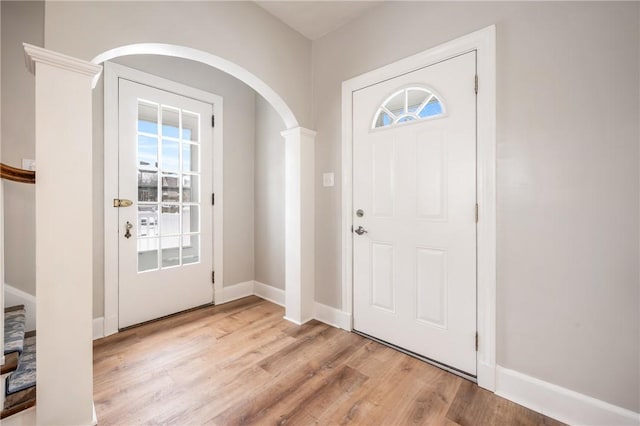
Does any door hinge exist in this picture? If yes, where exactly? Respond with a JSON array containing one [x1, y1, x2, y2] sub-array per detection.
[[212, 271, 215, 284], [475, 203, 479, 223], [212, 193, 215, 205], [474, 75, 478, 94], [212, 115, 215, 128], [475, 332, 479, 351]]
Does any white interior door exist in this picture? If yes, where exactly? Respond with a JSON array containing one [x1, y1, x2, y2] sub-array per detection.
[[118, 78, 213, 329], [352, 52, 477, 375]]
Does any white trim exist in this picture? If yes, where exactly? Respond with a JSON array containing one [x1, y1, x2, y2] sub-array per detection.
[[253, 281, 285, 306], [214, 281, 255, 305], [496, 366, 640, 426], [0, 371, 5, 414], [103, 62, 223, 335], [4, 284, 36, 332], [282, 127, 316, 324], [24, 43, 102, 77], [341, 25, 497, 390], [1, 406, 36, 425], [91, 43, 298, 129], [92, 317, 104, 340], [28, 44, 97, 425], [217, 282, 352, 332], [313, 302, 351, 331], [92, 402, 98, 426]]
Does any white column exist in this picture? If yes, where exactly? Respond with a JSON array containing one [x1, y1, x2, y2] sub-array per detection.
[[282, 127, 316, 324], [24, 44, 101, 426]]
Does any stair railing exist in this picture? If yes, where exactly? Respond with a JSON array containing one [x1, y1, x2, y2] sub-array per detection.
[[0, 163, 36, 184]]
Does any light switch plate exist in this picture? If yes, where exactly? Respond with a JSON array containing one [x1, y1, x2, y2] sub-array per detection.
[[323, 172, 334, 187], [22, 159, 36, 171]]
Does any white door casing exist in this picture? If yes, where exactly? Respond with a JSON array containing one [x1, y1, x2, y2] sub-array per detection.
[[118, 79, 214, 328], [342, 26, 496, 389], [353, 52, 477, 375], [104, 63, 224, 334]]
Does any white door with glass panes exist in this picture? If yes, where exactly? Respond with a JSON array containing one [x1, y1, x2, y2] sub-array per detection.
[[352, 52, 477, 375], [118, 78, 213, 329]]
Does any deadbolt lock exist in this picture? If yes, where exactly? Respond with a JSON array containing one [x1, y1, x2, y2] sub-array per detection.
[[114, 198, 133, 208]]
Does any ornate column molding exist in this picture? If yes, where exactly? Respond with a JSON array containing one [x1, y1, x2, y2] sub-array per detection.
[[24, 43, 102, 76]]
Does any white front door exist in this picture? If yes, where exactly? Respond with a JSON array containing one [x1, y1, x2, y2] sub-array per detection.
[[352, 52, 477, 375], [118, 79, 213, 328]]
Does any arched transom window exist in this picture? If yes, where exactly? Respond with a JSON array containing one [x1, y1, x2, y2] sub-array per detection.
[[372, 86, 445, 129]]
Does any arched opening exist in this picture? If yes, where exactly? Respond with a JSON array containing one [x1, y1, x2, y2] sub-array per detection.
[[91, 43, 315, 330], [91, 43, 299, 130]]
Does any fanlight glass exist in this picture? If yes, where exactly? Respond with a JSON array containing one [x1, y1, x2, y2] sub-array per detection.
[[372, 87, 444, 129]]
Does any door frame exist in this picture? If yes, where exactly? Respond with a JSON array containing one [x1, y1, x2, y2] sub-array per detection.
[[341, 25, 496, 390], [103, 61, 223, 336]]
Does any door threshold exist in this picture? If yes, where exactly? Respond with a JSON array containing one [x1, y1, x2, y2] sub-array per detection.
[[118, 302, 215, 332], [352, 329, 477, 383]]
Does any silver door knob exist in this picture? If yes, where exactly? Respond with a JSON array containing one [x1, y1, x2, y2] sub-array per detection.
[[354, 226, 368, 235]]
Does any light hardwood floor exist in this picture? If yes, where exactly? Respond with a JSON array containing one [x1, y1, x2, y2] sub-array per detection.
[[93, 296, 563, 425]]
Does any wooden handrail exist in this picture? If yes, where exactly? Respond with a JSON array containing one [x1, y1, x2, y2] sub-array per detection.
[[0, 163, 36, 184]]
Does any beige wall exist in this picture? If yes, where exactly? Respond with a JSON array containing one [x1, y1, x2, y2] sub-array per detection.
[[1, 2, 43, 296], [93, 55, 257, 317], [312, 1, 640, 412], [44, 1, 312, 129], [255, 95, 285, 289]]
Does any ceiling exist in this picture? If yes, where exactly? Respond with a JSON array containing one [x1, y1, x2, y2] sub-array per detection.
[[255, 1, 383, 40]]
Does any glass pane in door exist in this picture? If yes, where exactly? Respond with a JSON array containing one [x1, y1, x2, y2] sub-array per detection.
[[137, 99, 202, 272]]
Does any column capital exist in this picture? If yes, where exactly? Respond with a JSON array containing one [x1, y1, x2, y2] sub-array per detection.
[[24, 43, 102, 77]]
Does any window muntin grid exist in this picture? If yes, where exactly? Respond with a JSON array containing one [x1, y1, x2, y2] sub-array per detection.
[[136, 100, 201, 272], [372, 87, 445, 129]]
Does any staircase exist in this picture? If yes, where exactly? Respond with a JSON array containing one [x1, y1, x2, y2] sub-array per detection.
[[1, 305, 36, 419], [1, 165, 37, 419]]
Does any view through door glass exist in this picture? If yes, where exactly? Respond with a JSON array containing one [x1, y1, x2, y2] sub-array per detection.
[[136, 101, 202, 272]]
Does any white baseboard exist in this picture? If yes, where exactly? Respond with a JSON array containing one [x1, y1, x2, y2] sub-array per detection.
[[214, 281, 254, 304], [282, 316, 308, 326], [477, 360, 496, 391], [313, 301, 351, 331], [253, 281, 285, 306], [93, 317, 104, 340], [4, 283, 36, 332], [496, 366, 640, 426], [1, 405, 36, 425], [216, 282, 352, 332], [103, 314, 118, 337]]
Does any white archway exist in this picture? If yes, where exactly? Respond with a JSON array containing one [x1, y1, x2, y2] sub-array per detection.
[[92, 43, 315, 327], [91, 43, 299, 129]]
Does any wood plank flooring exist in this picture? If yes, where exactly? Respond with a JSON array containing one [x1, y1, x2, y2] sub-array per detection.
[[93, 296, 564, 425]]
